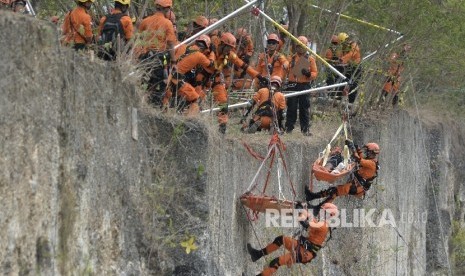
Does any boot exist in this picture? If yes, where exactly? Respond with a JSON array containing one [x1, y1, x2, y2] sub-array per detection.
[[247, 243, 265, 262], [247, 122, 260, 134], [305, 187, 337, 202], [219, 123, 227, 134]]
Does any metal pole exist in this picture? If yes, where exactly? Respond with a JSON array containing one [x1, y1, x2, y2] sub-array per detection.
[[25, 0, 35, 16], [200, 82, 348, 113], [362, 35, 404, 61], [175, 0, 258, 49], [309, 4, 403, 35], [244, 0, 346, 80]]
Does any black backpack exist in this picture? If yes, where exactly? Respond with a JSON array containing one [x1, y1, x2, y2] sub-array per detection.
[[98, 13, 126, 60]]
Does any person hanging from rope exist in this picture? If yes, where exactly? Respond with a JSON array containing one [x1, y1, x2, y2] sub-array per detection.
[[210, 32, 267, 133], [162, 35, 215, 116], [246, 202, 338, 276], [136, 0, 176, 107], [379, 43, 411, 107], [284, 35, 318, 136], [338, 32, 363, 103], [231, 27, 255, 90], [61, 0, 94, 51], [306, 140, 380, 202], [241, 76, 286, 134], [253, 33, 289, 91]]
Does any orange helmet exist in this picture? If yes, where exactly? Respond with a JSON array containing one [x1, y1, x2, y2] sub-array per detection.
[[270, 75, 282, 87], [167, 10, 176, 24], [321, 202, 338, 218], [154, 0, 172, 8], [196, 34, 211, 48], [331, 34, 339, 44], [236, 27, 247, 37], [364, 143, 380, 154], [221, 32, 236, 48], [297, 36, 308, 45], [267, 33, 280, 43], [194, 15, 209, 28]]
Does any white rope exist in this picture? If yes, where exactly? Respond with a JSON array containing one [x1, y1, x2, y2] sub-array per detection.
[[410, 75, 452, 275]]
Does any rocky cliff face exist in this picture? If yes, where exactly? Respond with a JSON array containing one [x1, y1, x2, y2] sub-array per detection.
[[1, 11, 464, 276]]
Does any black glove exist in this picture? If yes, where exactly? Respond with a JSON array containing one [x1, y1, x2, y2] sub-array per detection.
[[257, 75, 269, 87], [301, 68, 311, 77], [345, 139, 355, 149], [243, 55, 251, 64]]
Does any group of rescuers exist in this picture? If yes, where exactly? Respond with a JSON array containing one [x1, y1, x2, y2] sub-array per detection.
[[47, 0, 385, 274], [57, 0, 407, 134]]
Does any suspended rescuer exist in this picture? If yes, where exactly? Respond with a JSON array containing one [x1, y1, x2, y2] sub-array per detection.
[[306, 140, 380, 203], [61, 0, 94, 51], [136, 0, 176, 106], [246, 203, 338, 276], [285, 35, 318, 136], [97, 0, 133, 60], [241, 76, 286, 134], [163, 35, 215, 116]]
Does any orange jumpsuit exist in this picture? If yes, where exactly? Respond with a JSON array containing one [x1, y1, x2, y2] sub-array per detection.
[[98, 9, 134, 41], [250, 88, 286, 130], [232, 35, 254, 90], [165, 45, 214, 110], [61, 6, 93, 48], [136, 12, 176, 57], [212, 51, 259, 124], [382, 53, 404, 95], [260, 219, 329, 276], [253, 52, 289, 90], [334, 148, 377, 199]]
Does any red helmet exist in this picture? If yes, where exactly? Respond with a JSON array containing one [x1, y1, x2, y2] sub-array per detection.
[[321, 202, 338, 218], [267, 33, 280, 43], [270, 75, 282, 87], [297, 36, 308, 45], [196, 34, 211, 48], [221, 32, 236, 48], [236, 27, 247, 37], [194, 15, 209, 28], [154, 0, 172, 8], [364, 143, 380, 154]]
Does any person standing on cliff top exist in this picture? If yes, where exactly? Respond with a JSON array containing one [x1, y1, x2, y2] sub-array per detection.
[[306, 139, 380, 203], [61, 0, 94, 51]]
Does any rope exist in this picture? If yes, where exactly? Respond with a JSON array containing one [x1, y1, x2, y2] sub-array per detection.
[[410, 75, 452, 275]]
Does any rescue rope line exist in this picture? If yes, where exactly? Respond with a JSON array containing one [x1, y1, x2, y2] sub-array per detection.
[[410, 75, 453, 276]]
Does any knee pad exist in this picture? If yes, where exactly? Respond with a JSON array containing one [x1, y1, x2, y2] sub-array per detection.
[[272, 235, 284, 246]]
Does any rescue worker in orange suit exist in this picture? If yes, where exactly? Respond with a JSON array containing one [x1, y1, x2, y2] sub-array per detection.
[[137, 0, 177, 107], [338, 32, 362, 103], [246, 202, 338, 276], [306, 140, 380, 202], [175, 15, 209, 59], [232, 28, 255, 90], [325, 34, 343, 87], [379, 44, 410, 106], [241, 76, 286, 133], [97, 0, 134, 60], [61, 0, 94, 51], [210, 32, 265, 133], [285, 36, 318, 136], [253, 33, 289, 91], [163, 35, 215, 116]]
